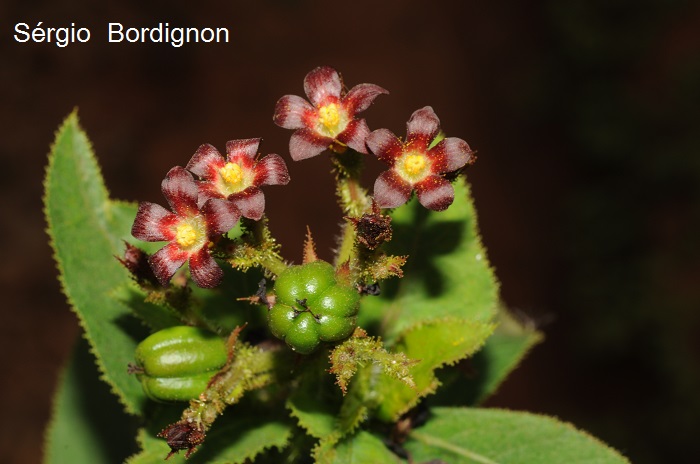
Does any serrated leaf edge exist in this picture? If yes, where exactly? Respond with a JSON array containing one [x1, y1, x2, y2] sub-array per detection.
[[410, 407, 631, 464], [383, 317, 496, 421], [43, 110, 142, 416]]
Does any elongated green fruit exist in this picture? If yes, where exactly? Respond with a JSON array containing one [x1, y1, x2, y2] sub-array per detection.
[[268, 261, 360, 354], [134, 326, 227, 402]]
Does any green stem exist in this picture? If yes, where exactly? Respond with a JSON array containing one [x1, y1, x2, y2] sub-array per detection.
[[331, 150, 371, 270], [332, 151, 371, 217], [224, 217, 288, 276], [258, 254, 288, 276], [335, 221, 356, 267], [182, 343, 282, 430]]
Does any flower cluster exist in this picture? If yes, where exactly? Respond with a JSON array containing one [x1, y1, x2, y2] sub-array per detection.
[[274, 66, 474, 210], [130, 65, 474, 289], [131, 141, 289, 288], [121, 66, 482, 462]]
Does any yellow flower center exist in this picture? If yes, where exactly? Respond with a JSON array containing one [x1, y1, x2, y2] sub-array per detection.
[[175, 223, 199, 248], [402, 154, 427, 175], [318, 103, 341, 131], [219, 162, 244, 187]]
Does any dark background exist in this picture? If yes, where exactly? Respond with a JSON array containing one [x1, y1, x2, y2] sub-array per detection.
[[2, 1, 699, 463]]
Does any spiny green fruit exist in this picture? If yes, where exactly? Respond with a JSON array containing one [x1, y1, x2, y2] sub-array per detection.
[[134, 325, 227, 402], [268, 261, 359, 354]]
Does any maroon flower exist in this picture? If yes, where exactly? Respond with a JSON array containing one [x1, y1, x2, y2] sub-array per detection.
[[273, 66, 388, 161], [367, 106, 474, 211], [131, 166, 240, 288], [186, 139, 290, 221]]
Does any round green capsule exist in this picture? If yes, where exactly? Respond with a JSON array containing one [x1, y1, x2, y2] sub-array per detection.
[[268, 261, 360, 354], [133, 326, 227, 402]]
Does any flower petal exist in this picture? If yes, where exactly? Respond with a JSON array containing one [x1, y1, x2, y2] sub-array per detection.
[[406, 106, 441, 148], [187, 144, 225, 180], [415, 176, 455, 211], [366, 128, 403, 165], [195, 182, 225, 208], [161, 166, 200, 216], [273, 95, 316, 130], [343, 83, 388, 115], [230, 188, 265, 221], [149, 242, 189, 286], [289, 128, 332, 161], [304, 66, 342, 107], [131, 202, 179, 242], [336, 118, 370, 154], [430, 137, 474, 173], [254, 154, 290, 186], [226, 138, 261, 161], [201, 198, 240, 235], [188, 247, 223, 288], [373, 170, 413, 209]]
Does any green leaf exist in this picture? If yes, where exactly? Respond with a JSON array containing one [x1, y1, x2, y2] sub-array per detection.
[[44, 112, 149, 414], [191, 266, 268, 334], [111, 284, 183, 331], [286, 352, 340, 439], [315, 431, 402, 464], [44, 339, 139, 464], [432, 307, 543, 406], [127, 405, 292, 464], [373, 319, 495, 422], [405, 407, 630, 464], [359, 177, 499, 344]]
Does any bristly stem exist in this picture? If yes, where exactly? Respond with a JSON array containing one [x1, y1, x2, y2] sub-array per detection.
[[332, 150, 371, 269], [332, 149, 371, 217], [223, 216, 288, 277], [335, 221, 357, 268]]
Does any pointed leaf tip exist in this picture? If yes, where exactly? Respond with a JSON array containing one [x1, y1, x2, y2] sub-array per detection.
[[45, 112, 149, 415]]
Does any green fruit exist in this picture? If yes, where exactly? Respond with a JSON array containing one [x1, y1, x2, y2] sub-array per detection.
[[133, 325, 227, 402], [268, 261, 360, 354]]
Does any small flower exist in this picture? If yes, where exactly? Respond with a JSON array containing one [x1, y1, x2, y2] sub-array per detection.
[[367, 106, 474, 211], [131, 166, 240, 288], [273, 66, 388, 161], [186, 139, 290, 220]]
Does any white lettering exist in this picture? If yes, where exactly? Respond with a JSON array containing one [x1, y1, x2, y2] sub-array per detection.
[[14, 21, 90, 47], [14, 23, 30, 42], [106, 22, 230, 47], [108, 23, 123, 42]]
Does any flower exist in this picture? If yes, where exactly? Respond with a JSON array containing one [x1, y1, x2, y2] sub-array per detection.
[[186, 139, 290, 220], [367, 106, 474, 211], [273, 66, 388, 161], [131, 166, 240, 288]]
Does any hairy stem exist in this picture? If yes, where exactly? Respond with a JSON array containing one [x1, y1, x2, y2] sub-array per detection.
[[332, 150, 371, 269]]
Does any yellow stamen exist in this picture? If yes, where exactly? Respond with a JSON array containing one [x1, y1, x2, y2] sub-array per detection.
[[219, 162, 244, 187], [403, 154, 427, 175], [318, 103, 340, 130], [175, 223, 198, 248]]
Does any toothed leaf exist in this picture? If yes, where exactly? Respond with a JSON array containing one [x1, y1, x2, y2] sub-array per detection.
[[44, 112, 150, 414], [360, 177, 499, 343], [405, 407, 630, 464], [286, 353, 340, 439], [373, 319, 495, 422], [432, 307, 543, 407], [127, 405, 292, 463]]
